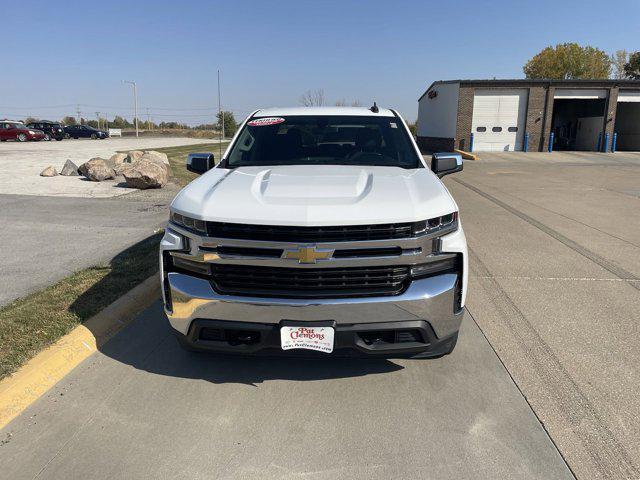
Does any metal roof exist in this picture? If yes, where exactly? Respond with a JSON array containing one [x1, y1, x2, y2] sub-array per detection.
[[418, 78, 640, 101]]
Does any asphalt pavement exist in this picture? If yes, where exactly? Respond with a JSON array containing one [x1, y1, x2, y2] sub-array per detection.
[[0, 189, 177, 306], [0, 301, 572, 480]]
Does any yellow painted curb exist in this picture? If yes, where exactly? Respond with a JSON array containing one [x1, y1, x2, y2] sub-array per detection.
[[0, 275, 160, 430], [454, 149, 479, 161]]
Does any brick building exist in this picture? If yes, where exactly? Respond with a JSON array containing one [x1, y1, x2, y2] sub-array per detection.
[[416, 79, 640, 153]]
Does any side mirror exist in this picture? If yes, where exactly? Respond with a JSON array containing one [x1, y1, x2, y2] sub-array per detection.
[[187, 152, 215, 174], [431, 152, 463, 178]]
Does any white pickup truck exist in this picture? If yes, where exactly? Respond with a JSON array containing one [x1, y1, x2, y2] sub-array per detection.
[[160, 106, 467, 358]]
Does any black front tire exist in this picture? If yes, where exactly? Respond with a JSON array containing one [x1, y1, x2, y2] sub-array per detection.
[[56, 138, 63, 141]]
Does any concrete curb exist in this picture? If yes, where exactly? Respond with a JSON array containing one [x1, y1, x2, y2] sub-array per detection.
[[454, 149, 479, 161], [0, 275, 161, 430]]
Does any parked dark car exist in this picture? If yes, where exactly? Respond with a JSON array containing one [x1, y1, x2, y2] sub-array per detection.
[[64, 124, 109, 139], [26, 120, 65, 141], [0, 121, 46, 142]]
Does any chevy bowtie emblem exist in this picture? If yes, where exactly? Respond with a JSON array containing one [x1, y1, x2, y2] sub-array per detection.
[[283, 246, 333, 264]]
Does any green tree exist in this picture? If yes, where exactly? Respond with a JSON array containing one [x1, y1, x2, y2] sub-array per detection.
[[109, 116, 133, 128], [62, 116, 77, 126], [217, 111, 238, 138], [24, 117, 39, 124], [624, 52, 640, 80], [611, 50, 629, 79], [523, 43, 611, 79]]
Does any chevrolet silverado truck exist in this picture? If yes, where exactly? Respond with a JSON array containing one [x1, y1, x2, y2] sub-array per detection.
[[160, 106, 467, 358]]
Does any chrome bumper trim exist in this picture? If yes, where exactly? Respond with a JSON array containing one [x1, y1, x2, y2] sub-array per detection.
[[165, 272, 462, 339]]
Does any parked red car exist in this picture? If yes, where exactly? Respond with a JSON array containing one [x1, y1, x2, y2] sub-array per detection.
[[0, 121, 46, 142]]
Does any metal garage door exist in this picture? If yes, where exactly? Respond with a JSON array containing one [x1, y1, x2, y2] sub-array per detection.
[[471, 89, 528, 151], [618, 90, 640, 103]]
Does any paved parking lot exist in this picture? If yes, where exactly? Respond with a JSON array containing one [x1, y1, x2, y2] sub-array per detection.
[[1, 151, 639, 479], [0, 190, 176, 306], [445, 151, 640, 480], [0, 137, 216, 198]]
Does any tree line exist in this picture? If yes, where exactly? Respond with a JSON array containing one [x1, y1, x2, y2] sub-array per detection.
[[523, 44, 640, 80]]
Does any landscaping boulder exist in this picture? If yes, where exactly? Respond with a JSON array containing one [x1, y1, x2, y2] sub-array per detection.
[[142, 150, 170, 165], [125, 150, 145, 163], [137, 153, 172, 176], [122, 160, 168, 189], [109, 152, 128, 165], [40, 165, 58, 177], [110, 153, 131, 175], [59, 159, 79, 176], [79, 158, 115, 181]]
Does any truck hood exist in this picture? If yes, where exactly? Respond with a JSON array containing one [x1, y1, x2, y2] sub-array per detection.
[[171, 165, 457, 226]]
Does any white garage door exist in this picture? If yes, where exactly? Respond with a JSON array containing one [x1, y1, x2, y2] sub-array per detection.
[[618, 90, 640, 103], [471, 89, 528, 151]]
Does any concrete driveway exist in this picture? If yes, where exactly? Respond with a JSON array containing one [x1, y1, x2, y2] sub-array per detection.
[[0, 189, 177, 306], [2, 150, 638, 479], [445, 151, 640, 480], [0, 137, 218, 198], [0, 302, 572, 480]]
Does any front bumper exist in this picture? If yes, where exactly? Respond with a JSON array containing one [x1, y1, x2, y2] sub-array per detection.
[[165, 271, 464, 357]]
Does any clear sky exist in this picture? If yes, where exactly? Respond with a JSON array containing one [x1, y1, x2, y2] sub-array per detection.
[[2, 0, 639, 124]]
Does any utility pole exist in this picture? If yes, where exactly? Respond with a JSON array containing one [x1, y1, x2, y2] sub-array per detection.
[[122, 80, 139, 137], [95, 112, 101, 130], [146, 108, 151, 131], [76, 104, 81, 124], [217, 69, 224, 157]]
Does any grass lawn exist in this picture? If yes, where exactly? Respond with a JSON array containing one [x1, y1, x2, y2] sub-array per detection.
[[150, 141, 230, 186], [0, 233, 162, 380]]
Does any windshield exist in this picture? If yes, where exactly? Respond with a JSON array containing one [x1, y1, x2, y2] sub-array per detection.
[[226, 115, 422, 169]]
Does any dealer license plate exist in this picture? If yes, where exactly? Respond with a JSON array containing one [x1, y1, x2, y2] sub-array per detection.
[[280, 326, 334, 353]]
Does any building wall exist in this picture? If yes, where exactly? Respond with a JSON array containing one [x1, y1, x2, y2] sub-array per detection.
[[416, 136, 455, 152], [524, 86, 547, 151], [417, 82, 459, 138], [603, 87, 619, 150], [455, 86, 475, 150], [541, 86, 555, 151], [417, 80, 640, 153]]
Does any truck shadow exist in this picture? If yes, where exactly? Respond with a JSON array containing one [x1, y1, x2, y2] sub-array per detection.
[[99, 302, 405, 386]]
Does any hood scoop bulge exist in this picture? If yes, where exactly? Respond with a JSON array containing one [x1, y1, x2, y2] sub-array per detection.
[[250, 166, 373, 205]]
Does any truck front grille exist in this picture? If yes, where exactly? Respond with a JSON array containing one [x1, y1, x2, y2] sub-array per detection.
[[205, 222, 416, 242], [209, 264, 410, 298]]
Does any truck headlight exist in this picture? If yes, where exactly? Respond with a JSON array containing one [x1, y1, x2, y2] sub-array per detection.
[[412, 212, 458, 236], [170, 211, 207, 234]]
